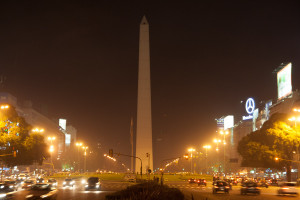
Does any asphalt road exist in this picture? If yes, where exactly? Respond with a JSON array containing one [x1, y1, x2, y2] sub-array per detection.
[[13, 179, 135, 200], [8, 180, 300, 200], [166, 182, 300, 200]]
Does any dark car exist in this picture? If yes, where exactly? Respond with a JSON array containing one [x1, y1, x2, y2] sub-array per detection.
[[0, 183, 15, 199], [22, 180, 35, 189], [258, 181, 269, 188], [63, 178, 75, 187], [197, 179, 207, 186], [85, 177, 101, 191], [269, 179, 278, 186], [47, 179, 57, 187], [36, 178, 45, 184], [25, 184, 57, 200], [241, 182, 260, 195], [3, 180, 18, 191], [212, 181, 230, 194], [188, 178, 197, 184]]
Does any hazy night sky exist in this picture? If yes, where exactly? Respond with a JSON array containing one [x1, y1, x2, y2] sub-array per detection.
[[0, 1, 299, 169]]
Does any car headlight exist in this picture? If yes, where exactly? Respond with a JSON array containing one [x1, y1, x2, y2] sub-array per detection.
[[0, 186, 4, 189], [81, 180, 86, 184], [26, 194, 33, 198], [41, 194, 48, 198], [63, 182, 66, 184], [71, 181, 74, 184], [85, 185, 88, 187], [0, 194, 6, 198], [96, 185, 99, 188], [9, 186, 13, 188]]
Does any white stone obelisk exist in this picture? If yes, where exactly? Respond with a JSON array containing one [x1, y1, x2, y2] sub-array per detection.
[[135, 16, 153, 174]]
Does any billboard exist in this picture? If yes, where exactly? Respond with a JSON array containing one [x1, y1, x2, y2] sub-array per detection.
[[59, 119, 67, 130], [277, 63, 292, 99], [224, 115, 234, 130]]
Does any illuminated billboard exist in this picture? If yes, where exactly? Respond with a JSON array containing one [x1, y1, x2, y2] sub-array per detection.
[[277, 63, 292, 99], [224, 115, 234, 130], [59, 119, 67, 130]]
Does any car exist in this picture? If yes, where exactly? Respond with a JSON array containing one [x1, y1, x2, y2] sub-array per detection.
[[188, 178, 197, 184], [212, 181, 230, 194], [85, 177, 101, 191], [197, 179, 207, 186], [22, 180, 35, 189], [0, 183, 15, 199], [25, 184, 57, 199], [278, 182, 298, 195], [269, 179, 279, 186], [124, 174, 136, 182], [36, 178, 45, 184], [3, 180, 18, 191], [241, 182, 260, 195], [63, 178, 75, 187], [258, 180, 269, 188], [18, 173, 28, 180], [47, 179, 57, 187]]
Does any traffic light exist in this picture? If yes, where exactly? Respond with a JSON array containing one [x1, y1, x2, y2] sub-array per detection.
[[109, 149, 113, 157]]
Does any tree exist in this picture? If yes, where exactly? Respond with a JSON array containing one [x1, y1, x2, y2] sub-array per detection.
[[237, 113, 300, 181], [0, 105, 49, 167]]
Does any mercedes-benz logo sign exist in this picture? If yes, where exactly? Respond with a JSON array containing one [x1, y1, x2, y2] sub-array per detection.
[[245, 98, 255, 114]]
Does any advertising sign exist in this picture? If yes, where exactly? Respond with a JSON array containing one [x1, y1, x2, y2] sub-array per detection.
[[243, 98, 255, 120], [277, 63, 292, 100], [224, 115, 234, 130], [59, 119, 67, 130]]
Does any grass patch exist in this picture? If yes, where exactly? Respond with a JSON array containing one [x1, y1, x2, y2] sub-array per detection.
[[106, 182, 184, 200]]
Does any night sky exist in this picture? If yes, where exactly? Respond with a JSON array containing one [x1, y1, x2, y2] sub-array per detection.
[[0, 1, 299, 169]]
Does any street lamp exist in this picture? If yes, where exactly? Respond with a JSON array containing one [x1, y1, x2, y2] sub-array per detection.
[[213, 138, 222, 175], [32, 128, 45, 133], [82, 146, 88, 173], [76, 142, 83, 172], [188, 148, 196, 174], [0, 105, 9, 110], [203, 145, 211, 174], [48, 137, 56, 171], [220, 130, 229, 176], [289, 108, 300, 179]]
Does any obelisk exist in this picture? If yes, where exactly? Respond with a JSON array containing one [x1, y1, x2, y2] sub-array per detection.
[[135, 16, 153, 174]]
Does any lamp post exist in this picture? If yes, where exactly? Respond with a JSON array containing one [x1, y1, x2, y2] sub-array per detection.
[[203, 145, 211, 174], [220, 130, 229, 176], [82, 146, 88, 173], [32, 128, 45, 133], [214, 138, 221, 175], [75, 142, 83, 172], [48, 137, 56, 171], [289, 109, 300, 180], [188, 148, 196, 174]]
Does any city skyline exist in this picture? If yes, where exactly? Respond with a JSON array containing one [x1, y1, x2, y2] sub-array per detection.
[[0, 1, 299, 169]]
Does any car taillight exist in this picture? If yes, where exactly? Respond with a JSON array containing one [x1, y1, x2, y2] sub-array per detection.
[[214, 186, 218, 188], [225, 186, 230, 189]]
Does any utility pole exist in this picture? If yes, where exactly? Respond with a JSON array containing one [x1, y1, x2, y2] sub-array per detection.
[[130, 117, 134, 173]]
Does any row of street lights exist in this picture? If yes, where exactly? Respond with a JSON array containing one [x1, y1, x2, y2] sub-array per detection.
[[76, 142, 88, 173], [187, 129, 230, 175]]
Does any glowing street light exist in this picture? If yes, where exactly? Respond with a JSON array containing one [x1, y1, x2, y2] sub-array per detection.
[[48, 136, 56, 143], [76, 142, 83, 172], [48, 137, 55, 170], [82, 146, 88, 172], [203, 145, 211, 174], [188, 148, 196, 174], [0, 105, 9, 110], [213, 138, 222, 175], [220, 130, 229, 175], [32, 128, 45, 133]]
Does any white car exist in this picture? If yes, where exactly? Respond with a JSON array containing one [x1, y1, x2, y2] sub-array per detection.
[[278, 182, 298, 195]]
